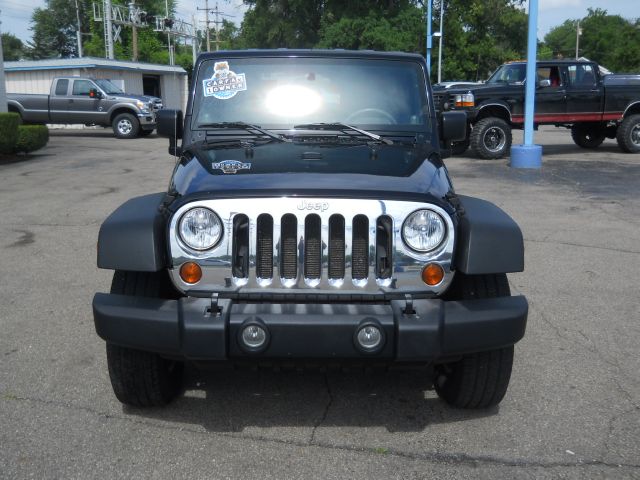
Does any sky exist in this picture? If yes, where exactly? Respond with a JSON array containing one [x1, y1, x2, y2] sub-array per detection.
[[0, 0, 637, 46]]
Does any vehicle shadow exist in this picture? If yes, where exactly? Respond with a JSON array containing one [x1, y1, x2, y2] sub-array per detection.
[[124, 366, 498, 433]]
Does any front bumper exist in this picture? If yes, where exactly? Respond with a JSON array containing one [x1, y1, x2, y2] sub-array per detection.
[[93, 293, 528, 362], [137, 113, 157, 131]]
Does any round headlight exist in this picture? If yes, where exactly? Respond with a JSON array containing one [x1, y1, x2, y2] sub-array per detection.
[[178, 207, 222, 251], [402, 209, 446, 252]]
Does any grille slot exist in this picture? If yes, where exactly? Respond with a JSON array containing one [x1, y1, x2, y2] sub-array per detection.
[[351, 215, 369, 280], [304, 214, 322, 279], [376, 216, 393, 279], [328, 215, 345, 279], [256, 214, 273, 279], [232, 214, 249, 278], [280, 214, 298, 279]]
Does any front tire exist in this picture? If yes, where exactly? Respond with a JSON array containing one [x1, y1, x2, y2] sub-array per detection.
[[106, 271, 183, 407], [436, 273, 515, 409], [616, 114, 640, 153], [571, 123, 606, 149], [112, 112, 140, 139], [470, 117, 512, 159]]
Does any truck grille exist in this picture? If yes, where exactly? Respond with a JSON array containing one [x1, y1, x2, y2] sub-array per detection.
[[168, 198, 456, 294], [230, 212, 393, 286]]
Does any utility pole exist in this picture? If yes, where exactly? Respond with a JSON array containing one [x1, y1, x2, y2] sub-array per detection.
[[198, 2, 233, 52], [74, 0, 83, 57], [575, 20, 581, 59], [129, 2, 138, 61], [105, 0, 115, 59], [197, 0, 212, 52]]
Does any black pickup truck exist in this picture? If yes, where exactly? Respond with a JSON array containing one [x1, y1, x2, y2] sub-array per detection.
[[92, 49, 528, 410], [434, 60, 640, 158]]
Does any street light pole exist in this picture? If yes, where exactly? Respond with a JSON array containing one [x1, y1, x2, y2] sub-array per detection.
[[425, 0, 433, 73], [437, 0, 444, 84], [510, 0, 542, 168]]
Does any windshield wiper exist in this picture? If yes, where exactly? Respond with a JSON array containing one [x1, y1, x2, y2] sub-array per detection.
[[292, 122, 393, 145], [197, 121, 289, 142]]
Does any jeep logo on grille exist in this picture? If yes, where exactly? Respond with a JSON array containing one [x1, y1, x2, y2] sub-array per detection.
[[297, 200, 329, 212]]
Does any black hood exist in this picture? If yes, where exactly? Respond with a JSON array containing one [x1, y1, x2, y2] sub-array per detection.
[[169, 142, 453, 208]]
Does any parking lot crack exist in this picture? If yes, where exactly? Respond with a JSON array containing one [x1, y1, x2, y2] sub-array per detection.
[[4, 390, 640, 470], [309, 373, 333, 446], [524, 238, 640, 255]]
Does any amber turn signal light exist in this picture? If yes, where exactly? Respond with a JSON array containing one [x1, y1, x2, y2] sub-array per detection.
[[422, 263, 444, 286], [180, 262, 202, 284]]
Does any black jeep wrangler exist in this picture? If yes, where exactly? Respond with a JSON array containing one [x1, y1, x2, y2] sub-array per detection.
[[93, 50, 528, 409]]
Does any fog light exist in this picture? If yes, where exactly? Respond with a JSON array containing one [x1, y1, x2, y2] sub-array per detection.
[[356, 325, 383, 351], [241, 325, 267, 349], [180, 262, 202, 284], [422, 263, 444, 286]]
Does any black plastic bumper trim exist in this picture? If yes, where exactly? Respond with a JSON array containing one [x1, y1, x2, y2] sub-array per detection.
[[93, 293, 528, 361]]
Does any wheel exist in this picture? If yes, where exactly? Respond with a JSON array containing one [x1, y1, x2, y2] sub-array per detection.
[[451, 140, 470, 156], [616, 114, 640, 153], [470, 117, 512, 159], [435, 273, 515, 409], [112, 112, 140, 139], [105, 271, 183, 407], [571, 123, 606, 149], [345, 108, 397, 124]]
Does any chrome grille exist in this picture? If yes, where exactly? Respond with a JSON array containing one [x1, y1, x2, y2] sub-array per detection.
[[169, 198, 456, 294]]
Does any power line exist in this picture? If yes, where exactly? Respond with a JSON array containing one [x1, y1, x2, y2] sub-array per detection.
[[197, 1, 233, 52]]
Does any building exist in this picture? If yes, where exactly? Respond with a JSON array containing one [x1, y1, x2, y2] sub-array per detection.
[[3, 57, 188, 111]]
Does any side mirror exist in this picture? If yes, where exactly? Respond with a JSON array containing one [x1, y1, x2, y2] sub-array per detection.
[[440, 111, 467, 143], [89, 88, 102, 99], [538, 79, 551, 88], [157, 109, 184, 156]]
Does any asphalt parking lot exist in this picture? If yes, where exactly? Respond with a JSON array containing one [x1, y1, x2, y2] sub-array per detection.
[[1, 126, 639, 479]]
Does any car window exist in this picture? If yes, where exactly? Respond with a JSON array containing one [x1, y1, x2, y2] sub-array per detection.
[[567, 64, 597, 88], [536, 67, 562, 87], [486, 64, 526, 84], [54, 79, 69, 96], [72, 80, 95, 96]]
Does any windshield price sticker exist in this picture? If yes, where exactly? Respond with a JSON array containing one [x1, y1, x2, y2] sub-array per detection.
[[203, 61, 247, 100]]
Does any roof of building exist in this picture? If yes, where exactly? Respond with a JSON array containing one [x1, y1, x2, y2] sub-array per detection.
[[3, 57, 187, 74]]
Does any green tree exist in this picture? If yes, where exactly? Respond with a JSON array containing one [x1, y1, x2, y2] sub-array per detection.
[[28, 0, 80, 58], [235, 0, 528, 82], [1, 33, 25, 61], [543, 8, 640, 72]]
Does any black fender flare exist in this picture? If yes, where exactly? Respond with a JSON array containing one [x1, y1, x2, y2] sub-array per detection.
[[97, 193, 168, 272], [454, 195, 524, 274]]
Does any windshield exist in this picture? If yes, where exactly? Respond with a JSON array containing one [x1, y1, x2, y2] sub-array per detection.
[[94, 79, 124, 95], [192, 57, 430, 133], [487, 64, 526, 84]]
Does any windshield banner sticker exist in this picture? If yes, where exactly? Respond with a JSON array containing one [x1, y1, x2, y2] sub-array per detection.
[[203, 61, 247, 99], [212, 160, 252, 174]]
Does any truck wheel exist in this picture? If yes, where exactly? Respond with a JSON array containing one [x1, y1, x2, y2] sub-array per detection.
[[435, 273, 514, 409], [470, 117, 512, 159], [571, 123, 605, 149], [106, 271, 183, 407], [616, 114, 640, 153], [112, 112, 140, 139]]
